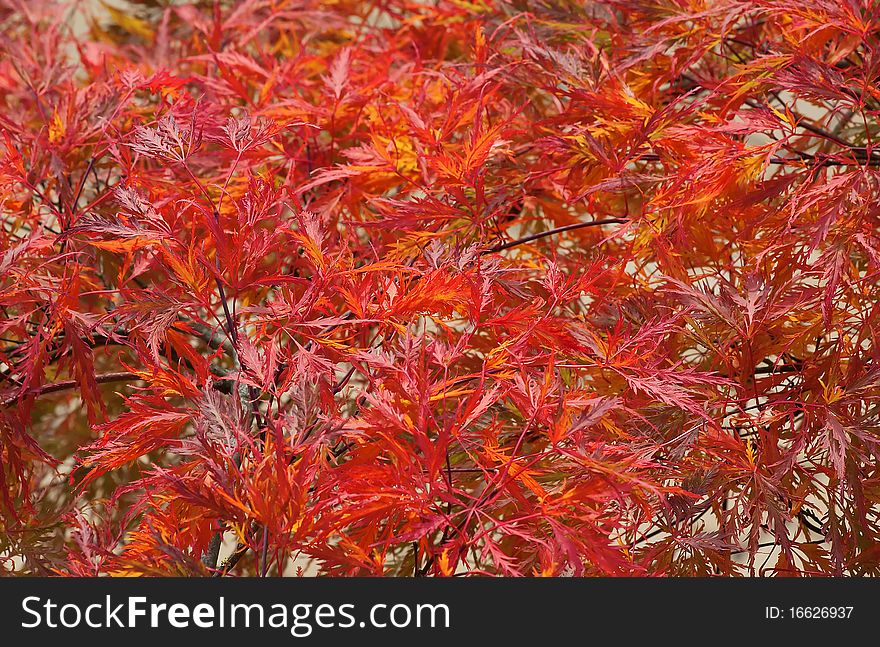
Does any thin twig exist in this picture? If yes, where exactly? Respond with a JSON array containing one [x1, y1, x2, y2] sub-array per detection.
[[484, 218, 628, 254]]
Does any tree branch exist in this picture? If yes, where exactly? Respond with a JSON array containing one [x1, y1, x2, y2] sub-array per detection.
[[484, 218, 628, 254], [0, 371, 141, 409]]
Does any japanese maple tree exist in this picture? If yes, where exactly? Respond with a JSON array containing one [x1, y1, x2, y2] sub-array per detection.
[[1, 0, 879, 577]]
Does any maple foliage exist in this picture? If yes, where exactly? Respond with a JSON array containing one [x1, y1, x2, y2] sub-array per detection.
[[2, 0, 880, 577]]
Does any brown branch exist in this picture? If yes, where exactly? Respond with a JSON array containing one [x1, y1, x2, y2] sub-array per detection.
[[212, 535, 252, 577], [484, 218, 628, 254], [637, 151, 880, 168], [0, 371, 141, 408]]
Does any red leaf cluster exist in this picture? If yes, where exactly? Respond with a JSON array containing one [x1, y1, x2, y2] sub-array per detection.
[[2, 0, 879, 576]]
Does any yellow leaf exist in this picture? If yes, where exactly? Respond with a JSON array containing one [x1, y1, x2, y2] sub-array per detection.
[[437, 549, 454, 576], [101, 1, 154, 40], [745, 437, 756, 467], [48, 109, 65, 144]]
